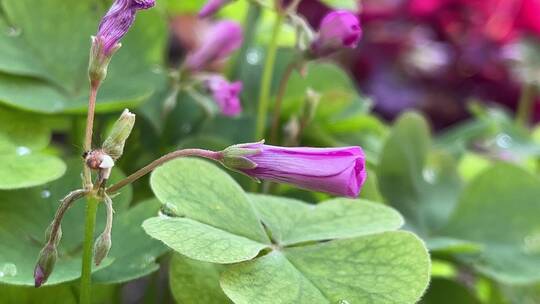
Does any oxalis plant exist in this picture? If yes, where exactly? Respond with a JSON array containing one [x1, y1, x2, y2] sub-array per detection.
[[0, 0, 432, 303]]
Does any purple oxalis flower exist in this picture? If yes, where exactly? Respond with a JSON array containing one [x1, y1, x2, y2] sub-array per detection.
[[311, 10, 362, 57], [222, 142, 367, 197], [96, 0, 155, 56], [199, 0, 234, 18], [205, 75, 243, 116], [185, 20, 243, 71]]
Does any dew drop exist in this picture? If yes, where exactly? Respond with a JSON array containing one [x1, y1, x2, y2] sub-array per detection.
[[41, 190, 51, 199], [422, 168, 437, 184], [495, 133, 513, 149], [0, 263, 17, 277], [16, 146, 31, 156], [6, 27, 21, 37], [246, 48, 262, 65], [181, 123, 192, 133]]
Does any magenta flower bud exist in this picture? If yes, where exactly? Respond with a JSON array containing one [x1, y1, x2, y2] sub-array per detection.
[[199, 0, 234, 18], [89, 0, 155, 85], [205, 75, 243, 116], [96, 0, 155, 56], [185, 21, 243, 71], [222, 142, 367, 197], [34, 244, 58, 288], [310, 10, 362, 57]]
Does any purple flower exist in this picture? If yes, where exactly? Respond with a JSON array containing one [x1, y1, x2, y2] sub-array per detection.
[[222, 142, 367, 197], [205, 75, 243, 116], [311, 10, 362, 57], [96, 0, 155, 56], [185, 21, 243, 71], [199, 0, 233, 18]]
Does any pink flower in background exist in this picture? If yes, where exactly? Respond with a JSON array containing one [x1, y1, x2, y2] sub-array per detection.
[[185, 21, 243, 71], [96, 0, 155, 55], [205, 75, 243, 116], [199, 0, 234, 18], [311, 10, 362, 57], [222, 143, 367, 197]]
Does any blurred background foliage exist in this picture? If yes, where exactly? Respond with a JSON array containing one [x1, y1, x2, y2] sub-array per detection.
[[0, 0, 540, 303]]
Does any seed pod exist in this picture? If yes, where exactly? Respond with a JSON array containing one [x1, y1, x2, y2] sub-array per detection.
[[102, 109, 136, 160]]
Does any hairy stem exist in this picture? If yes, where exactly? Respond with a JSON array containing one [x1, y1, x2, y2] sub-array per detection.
[[516, 83, 537, 127], [83, 84, 100, 189], [47, 189, 88, 246], [254, 11, 285, 140], [270, 61, 298, 143], [107, 149, 222, 194], [79, 195, 99, 304]]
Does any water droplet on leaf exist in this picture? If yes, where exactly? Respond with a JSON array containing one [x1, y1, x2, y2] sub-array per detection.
[[0, 263, 17, 277], [16, 146, 31, 156], [495, 133, 513, 149], [41, 190, 51, 199], [246, 48, 262, 65]]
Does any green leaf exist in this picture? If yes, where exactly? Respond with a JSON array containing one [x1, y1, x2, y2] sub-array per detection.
[[143, 217, 268, 264], [377, 112, 462, 237], [222, 232, 431, 304], [0, 0, 165, 113], [0, 154, 66, 190], [149, 158, 269, 244], [0, 107, 51, 153], [169, 254, 232, 304], [0, 283, 115, 304], [442, 163, 540, 284], [420, 278, 481, 304], [249, 194, 403, 245], [319, 0, 359, 10]]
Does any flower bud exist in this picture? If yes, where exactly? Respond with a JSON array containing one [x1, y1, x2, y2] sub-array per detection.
[[89, 0, 155, 85], [221, 142, 367, 197], [310, 10, 362, 57], [34, 245, 57, 288], [199, 0, 234, 18], [102, 109, 136, 160], [85, 150, 115, 170], [185, 21, 243, 71], [204, 75, 243, 116], [93, 233, 112, 266]]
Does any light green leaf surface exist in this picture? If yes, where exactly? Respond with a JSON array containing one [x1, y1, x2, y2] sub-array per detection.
[[0, 0, 165, 113], [377, 112, 462, 237], [169, 254, 232, 304], [0, 154, 66, 190], [250, 194, 403, 245], [143, 217, 267, 264], [442, 163, 540, 284], [149, 158, 268, 244], [222, 232, 431, 304], [0, 107, 66, 189]]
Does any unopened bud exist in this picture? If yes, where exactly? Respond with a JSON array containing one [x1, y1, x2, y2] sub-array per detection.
[[34, 245, 57, 288], [88, 36, 121, 87], [93, 233, 112, 266], [102, 109, 136, 160], [220, 141, 262, 170]]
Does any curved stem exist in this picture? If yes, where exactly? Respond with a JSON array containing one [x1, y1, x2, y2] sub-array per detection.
[[79, 195, 99, 304], [47, 189, 88, 246], [107, 149, 222, 194], [269, 61, 298, 143], [83, 84, 100, 189], [515, 83, 537, 127], [254, 11, 285, 140]]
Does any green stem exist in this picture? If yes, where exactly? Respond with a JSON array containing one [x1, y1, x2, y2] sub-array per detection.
[[270, 61, 298, 143], [79, 195, 99, 304], [231, 2, 261, 79], [254, 12, 285, 140], [515, 84, 537, 127]]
